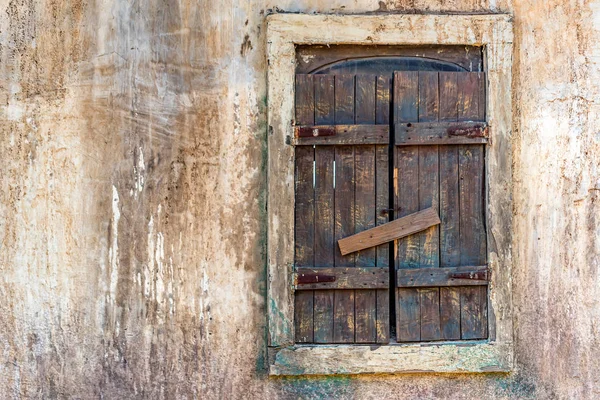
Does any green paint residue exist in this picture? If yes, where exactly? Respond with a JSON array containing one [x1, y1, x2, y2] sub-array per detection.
[[277, 375, 353, 400]]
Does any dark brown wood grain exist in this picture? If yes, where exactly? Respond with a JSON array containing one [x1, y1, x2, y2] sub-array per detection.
[[313, 146, 335, 343], [294, 291, 314, 343], [461, 285, 488, 339], [375, 75, 391, 344], [295, 74, 314, 125], [440, 287, 461, 340], [375, 75, 391, 266], [354, 76, 380, 343], [439, 72, 459, 122], [397, 288, 420, 342], [457, 72, 485, 122], [315, 75, 335, 124], [394, 71, 421, 342], [294, 146, 314, 268], [415, 72, 441, 341], [333, 145, 355, 342], [313, 291, 334, 343], [335, 75, 355, 123], [376, 289, 390, 343], [459, 145, 486, 266], [355, 290, 377, 343], [294, 146, 315, 343], [419, 288, 441, 341], [355, 75, 377, 124], [438, 72, 462, 340], [295, 267, 389, 290], [354, 146, 378, 342], [376, 75, 391, 125]]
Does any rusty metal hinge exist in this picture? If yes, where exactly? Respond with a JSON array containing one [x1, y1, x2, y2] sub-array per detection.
[[449, 270, 489, 281], [296, 272, 336, 285], [447, 124, 488, 138], [295, 126, 336, 138]]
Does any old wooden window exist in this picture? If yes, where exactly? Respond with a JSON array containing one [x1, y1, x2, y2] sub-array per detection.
[[267, 13, 513, 375], [293, 48, 488, 344]]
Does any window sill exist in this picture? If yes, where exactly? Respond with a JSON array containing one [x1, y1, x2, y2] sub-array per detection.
[[269, 341, 512, 376]]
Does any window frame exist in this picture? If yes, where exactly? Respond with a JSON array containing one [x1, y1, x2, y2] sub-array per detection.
[[266, 13, 514, 375]]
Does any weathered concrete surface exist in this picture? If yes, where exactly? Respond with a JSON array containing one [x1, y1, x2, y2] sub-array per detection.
[[0, 0, 598, 398]]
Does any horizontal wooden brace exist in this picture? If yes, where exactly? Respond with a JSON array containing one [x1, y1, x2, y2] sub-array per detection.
[[294, 267, 389, 290], [293, 125, 389, 145], [395, 122, 488, 146], [338, 207, 440, 256], [397, 265, 489, 287]]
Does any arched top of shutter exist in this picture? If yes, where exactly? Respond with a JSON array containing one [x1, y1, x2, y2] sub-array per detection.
[[309, 56, 467, 75]]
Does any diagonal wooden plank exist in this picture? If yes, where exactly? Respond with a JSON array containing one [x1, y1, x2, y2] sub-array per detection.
[[338, 208, 440, 256]]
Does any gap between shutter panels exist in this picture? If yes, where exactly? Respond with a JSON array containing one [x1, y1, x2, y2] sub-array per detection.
[[297, 71, 488, 341]]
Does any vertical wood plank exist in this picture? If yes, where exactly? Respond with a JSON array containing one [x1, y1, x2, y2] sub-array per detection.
[[375, 75, 391, 344], [394, 71, 420, 342], [355, 75, 376, 124], [333, 75, 356, 343], [315, 75, 335, 124], [375, 145, 389, 267], [394, 71, 418, 123], [419, 288, 442, 341], [375, 76, 390, 269], [439, 72, 458, 122], [415, 72, 442, 341], [313, 147, 335, 343], [294, 146, 315, 342], [461, 286, 488, 339], [355, 290, 377, 343], [440, 287, 461, 340], [418, 71, 439, 122], [335, 75, 355, 124], [439, 72, 461, 339], [376, 289, 390, 343], [417, 147, 440, 268], [354, 75, 377, 267], [376, 75, 391, 125], [333, 146, 355, 343], [459, 145, 486, 265], [355, 144, 377, 343], [478, 72, 486, 121], [294, 292, 314, 343], [397, 288, 420, 342], [295, 74, 314, 124], [458, 144, 487, 340], [394, 72, 420, 270], [457, 72, 480, 122], [417, 72, 440, 269], [313, 291, 334, 343], [294, 146, 314, 268]]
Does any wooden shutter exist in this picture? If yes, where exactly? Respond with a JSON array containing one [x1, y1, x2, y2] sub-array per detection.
[[293, 74, 391, 344], [394, 71, 489, 342]]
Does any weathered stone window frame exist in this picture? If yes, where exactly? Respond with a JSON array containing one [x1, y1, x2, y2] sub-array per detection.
[[266, 13, 513, 375]]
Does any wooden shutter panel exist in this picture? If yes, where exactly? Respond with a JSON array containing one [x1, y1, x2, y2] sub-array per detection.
[[394, 71, 489, 342], [293, 74, 391, 344]]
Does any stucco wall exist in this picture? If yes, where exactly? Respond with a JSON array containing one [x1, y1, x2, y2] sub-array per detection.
[[0, 0, 598, 398]]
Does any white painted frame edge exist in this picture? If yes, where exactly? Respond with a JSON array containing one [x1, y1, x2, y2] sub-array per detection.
[[266, 12, 513, 375]]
